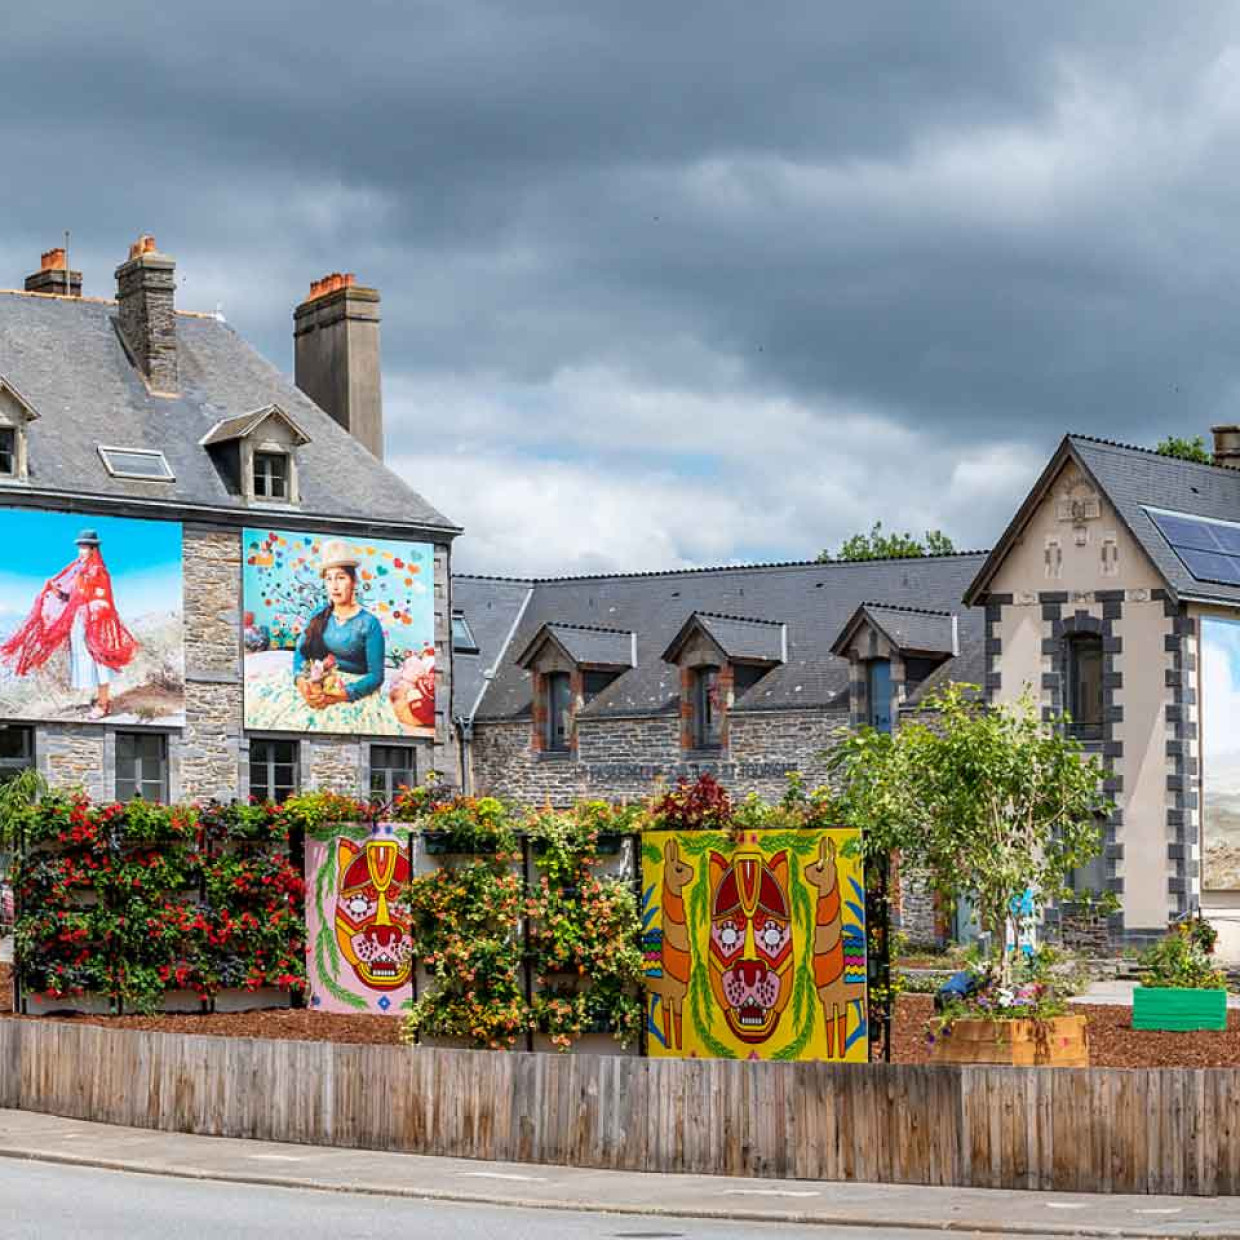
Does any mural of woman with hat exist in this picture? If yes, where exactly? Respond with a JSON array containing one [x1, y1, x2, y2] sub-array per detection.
[[0, 527, 138, 720], [293, 539, 386, 709]]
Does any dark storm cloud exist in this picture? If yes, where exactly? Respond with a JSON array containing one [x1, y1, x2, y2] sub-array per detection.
[[4, 2, 1240, 571]]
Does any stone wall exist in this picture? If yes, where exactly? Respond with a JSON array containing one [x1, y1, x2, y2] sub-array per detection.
[[470, 706, 850, 806]]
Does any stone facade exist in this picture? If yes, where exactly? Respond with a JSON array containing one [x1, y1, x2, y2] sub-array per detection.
[[470, 706, 848, 806]]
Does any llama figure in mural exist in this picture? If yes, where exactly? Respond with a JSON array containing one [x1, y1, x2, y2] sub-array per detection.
[[806, 835, 867, 1058], [648, 839, 695, 1050]]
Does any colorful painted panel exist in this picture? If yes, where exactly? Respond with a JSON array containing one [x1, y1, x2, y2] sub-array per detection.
[[0, 510, 183, 725], [1203, 616, 1240, 889], [305, 823, 413, 1014], [243, 528, 435, 736], [642, 828, 867, 1061]]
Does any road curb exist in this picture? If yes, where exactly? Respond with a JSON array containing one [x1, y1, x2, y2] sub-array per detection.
[[0, 1142, 1230, 1238]]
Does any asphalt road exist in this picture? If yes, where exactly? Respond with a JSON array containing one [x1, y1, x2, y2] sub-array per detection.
[[0, 1159, 1049, 1240]]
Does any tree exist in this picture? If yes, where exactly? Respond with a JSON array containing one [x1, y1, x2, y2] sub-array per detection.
[[1156, 435, 1211, 464], [820, 521, 955, 562], [829, 685, 1108, 986]]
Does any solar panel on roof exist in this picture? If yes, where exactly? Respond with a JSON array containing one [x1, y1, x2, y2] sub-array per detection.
[[1148, 509, 1240, 587]]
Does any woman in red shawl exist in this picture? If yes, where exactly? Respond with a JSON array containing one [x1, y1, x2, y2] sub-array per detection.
[[0, 528, 138, 719]]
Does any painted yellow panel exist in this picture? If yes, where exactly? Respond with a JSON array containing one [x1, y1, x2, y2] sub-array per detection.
[[642, 828, 868, 1062]]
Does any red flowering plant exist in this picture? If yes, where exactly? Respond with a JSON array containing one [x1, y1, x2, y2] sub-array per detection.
[[13, 796, 305, 1013]]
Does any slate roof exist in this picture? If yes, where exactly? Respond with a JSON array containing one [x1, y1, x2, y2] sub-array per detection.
[[451, 575, 534, 719], [833, 603, 958, 657], [0, 290, 457, 535], [966, 435, 1240, 607], [457, 553, 988, 722], [516, 623, 635, 669]]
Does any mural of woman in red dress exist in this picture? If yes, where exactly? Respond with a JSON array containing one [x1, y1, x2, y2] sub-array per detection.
[[0, 528, 138, 719]]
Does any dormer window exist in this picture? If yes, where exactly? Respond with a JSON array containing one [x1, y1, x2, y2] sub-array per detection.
[[253, 451, 289, 500], [201, 404, 309, 506], [98, 445, 174, 481], [0, 373, 40, 482], [515, 622, 636, 756]]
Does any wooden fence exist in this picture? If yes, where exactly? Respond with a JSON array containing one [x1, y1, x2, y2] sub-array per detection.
[[1, 1019, 1237, 1195]]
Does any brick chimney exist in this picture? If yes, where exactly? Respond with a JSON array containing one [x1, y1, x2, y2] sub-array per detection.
[[294, 273, 383, 458], [114, 235, 178, 393], [1213, 425, 1240, 470], [24, 248, 82, 297]]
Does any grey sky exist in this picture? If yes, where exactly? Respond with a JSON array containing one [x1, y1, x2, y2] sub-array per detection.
[[4, 2, 1238, 573]]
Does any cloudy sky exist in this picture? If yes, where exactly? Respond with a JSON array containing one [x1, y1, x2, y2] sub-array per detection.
[[4, 2, 1240, 574]]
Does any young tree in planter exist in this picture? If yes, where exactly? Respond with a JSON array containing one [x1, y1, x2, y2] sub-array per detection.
[[831, 685, 1109, 988]]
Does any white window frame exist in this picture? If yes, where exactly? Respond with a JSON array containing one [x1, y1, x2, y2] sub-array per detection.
[[97, 445, 175, 482]]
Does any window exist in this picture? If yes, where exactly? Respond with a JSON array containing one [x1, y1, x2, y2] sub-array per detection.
[[452, 611, 479, 654], [691, 666, 723, 750], [115, 732, 168, 802], [0, 725, 33, 780], [371, 744, 417, 799], [253, 451, 289, 500], [250, 738, 298, 804], [867, 659, 892, 732], [545, 671, 573, 752], [903, 656, 941, 690], [97, 446, 174, 481], [0, 428, 16, 477], [1066, 634, 1104, 740]]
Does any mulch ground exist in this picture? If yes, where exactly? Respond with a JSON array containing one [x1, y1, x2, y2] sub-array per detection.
[[6, 981, 1240, 1064], [893, 993, 1240, 1068]]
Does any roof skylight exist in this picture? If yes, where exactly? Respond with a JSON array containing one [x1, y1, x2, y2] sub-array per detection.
[[97, 446, 174, 482]]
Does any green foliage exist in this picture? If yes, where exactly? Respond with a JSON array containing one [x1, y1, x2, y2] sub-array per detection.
[[1140, 919, 1226, 990], [402, 800, 646, 1052], [821, 521, 956, 562], [830, 685, 1109, 986], [1155, 435, 1212, 464]]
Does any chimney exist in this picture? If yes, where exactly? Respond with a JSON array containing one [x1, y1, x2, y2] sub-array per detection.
[[1213, 425, 1240, 470], [114, 235, 178, 393], [24, 248, 82, 298], [294, 272, 383, 458]]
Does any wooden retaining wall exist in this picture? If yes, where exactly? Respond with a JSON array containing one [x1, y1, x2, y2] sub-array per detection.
[[2, 1019, 1239, 1195]]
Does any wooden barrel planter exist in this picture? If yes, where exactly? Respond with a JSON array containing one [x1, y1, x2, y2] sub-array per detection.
[[931, 1015, 1089, 1067], [1132, 986, 1228, 1032]]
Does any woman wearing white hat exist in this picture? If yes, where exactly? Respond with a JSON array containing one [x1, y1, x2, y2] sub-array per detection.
[[294, 539, 386, 709]]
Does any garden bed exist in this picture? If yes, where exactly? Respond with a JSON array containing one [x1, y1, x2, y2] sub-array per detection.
[[893, 995, 1240, 1069]]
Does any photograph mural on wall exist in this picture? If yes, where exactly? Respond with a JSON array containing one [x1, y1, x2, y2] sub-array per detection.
[[305, 823, 413, 1014], [642, 828, 868, 1062], [242, 528, 435, 736], [1203, 616, 1240, 889], [0, 510, 183, 726]]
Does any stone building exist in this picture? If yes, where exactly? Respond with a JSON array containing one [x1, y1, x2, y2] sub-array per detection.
[[452, 554, 987, 806], [0, 239, 459, 803]]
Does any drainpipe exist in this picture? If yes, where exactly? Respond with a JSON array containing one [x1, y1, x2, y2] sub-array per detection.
[[456, 715, 475, 795]]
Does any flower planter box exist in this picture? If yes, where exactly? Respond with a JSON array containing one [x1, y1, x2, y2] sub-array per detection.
[[1132, 986, 1227, 1032], [931, 1015, 1089, 1067], [530, 832, 625, 858], [421, 832, 499, 856]]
